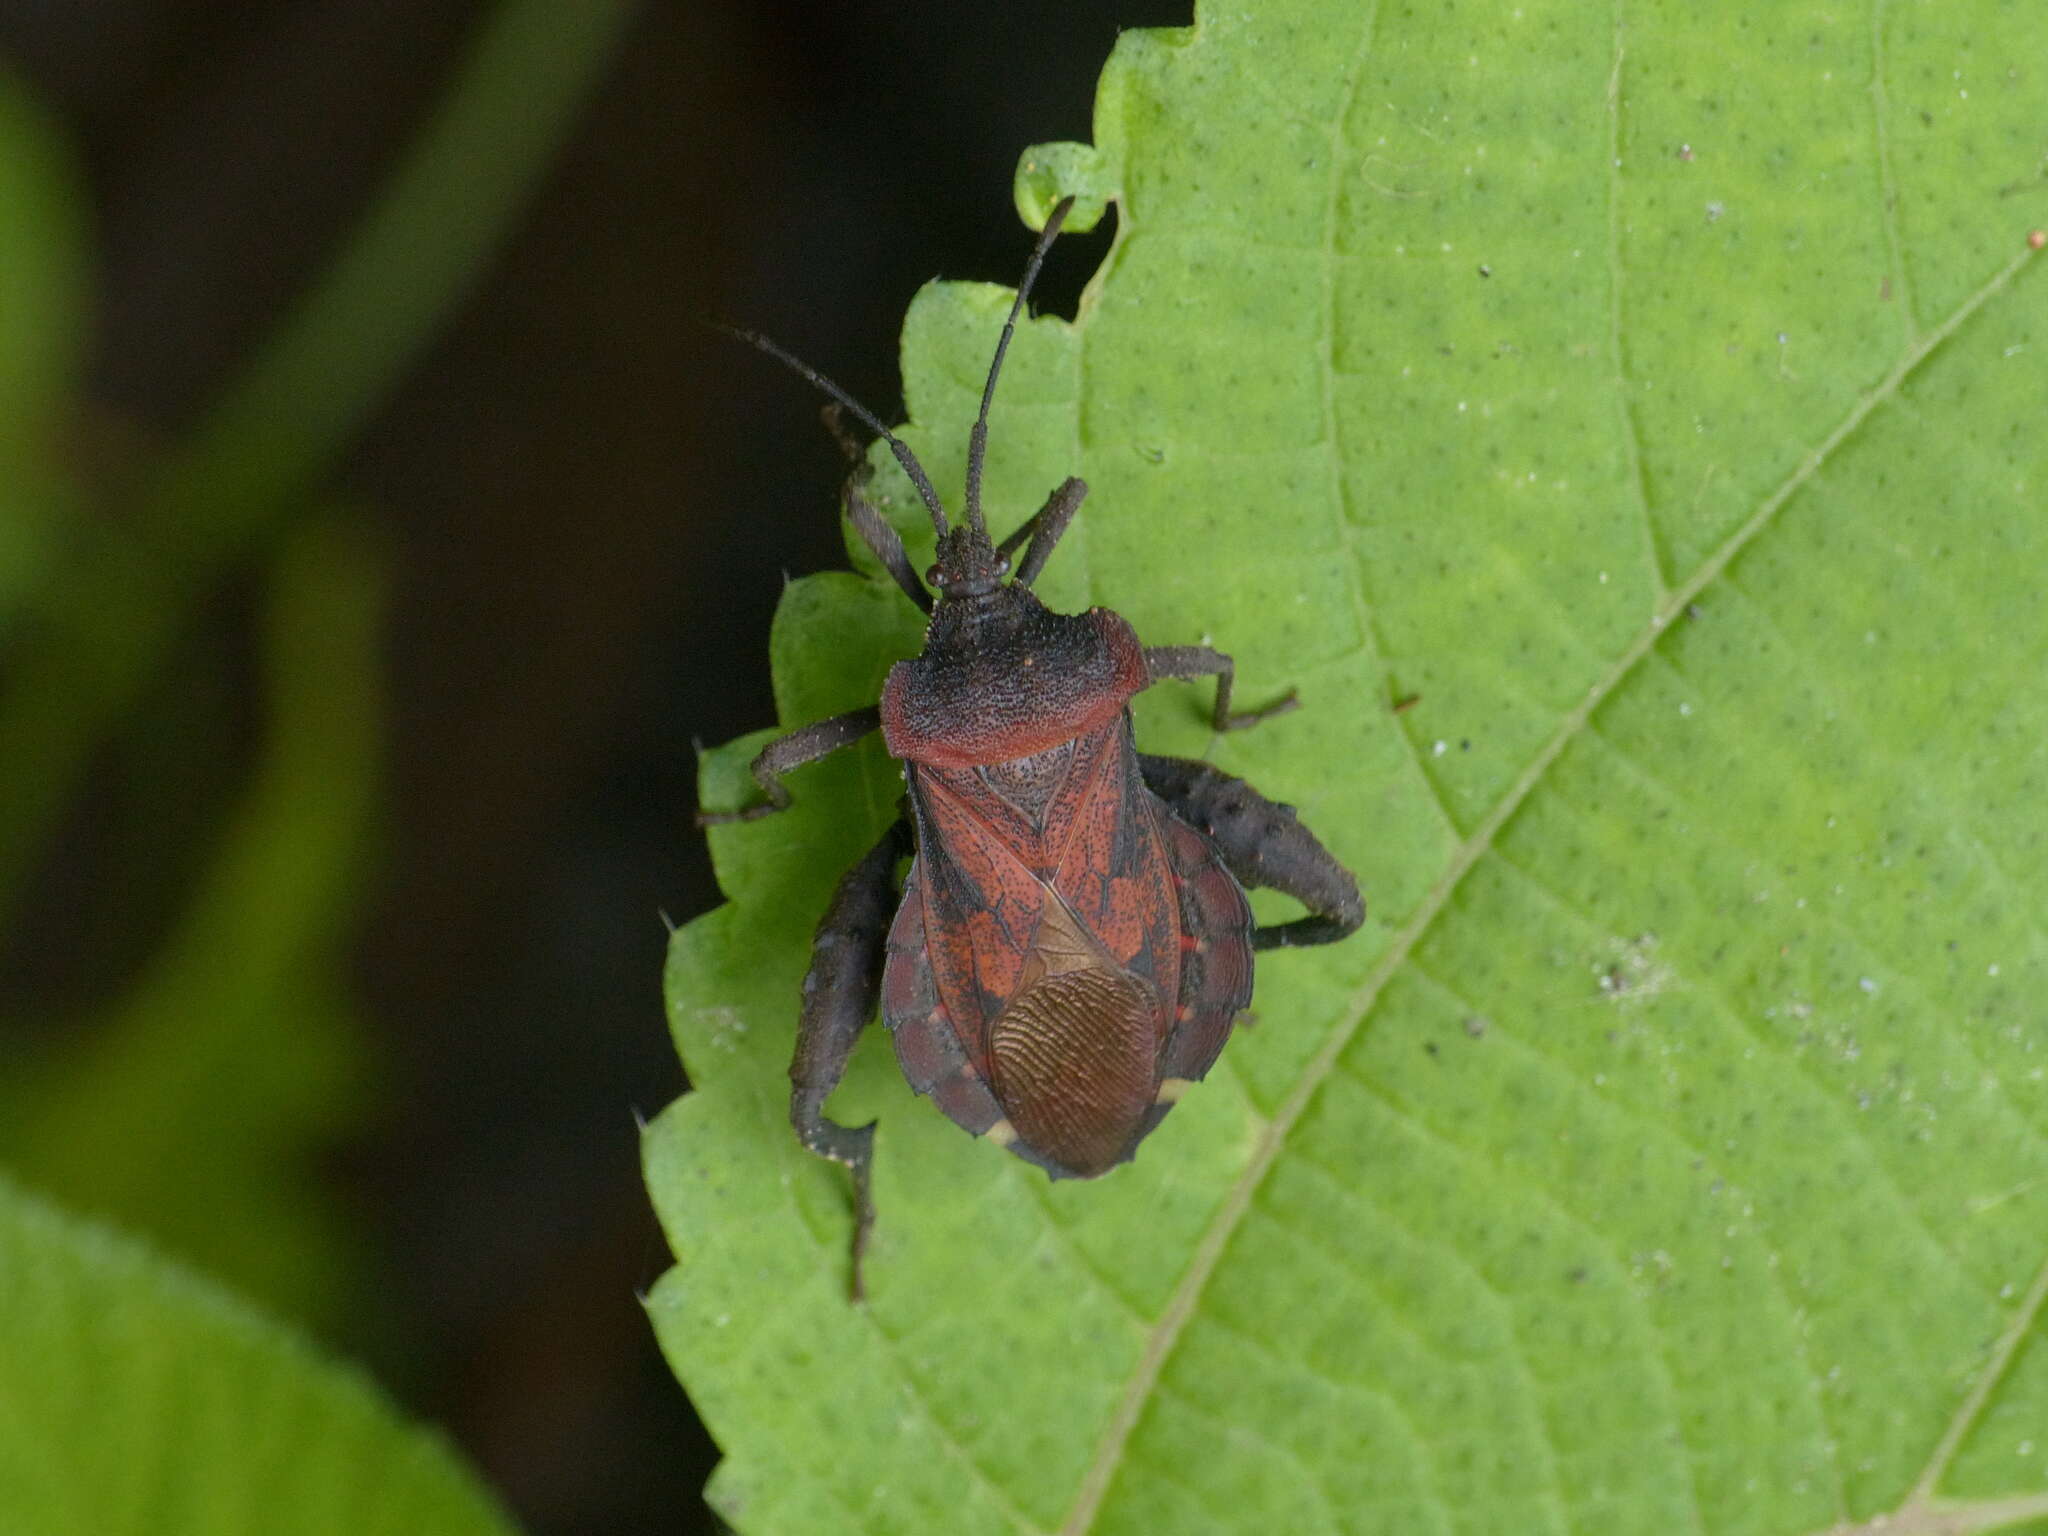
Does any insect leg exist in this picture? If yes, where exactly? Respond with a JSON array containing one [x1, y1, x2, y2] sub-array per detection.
[[995, 476, 1088, 588], [696, 705, 882, 825], [1139, 754, 1364, 950], [822, 403, 931, 613], [1144, 645, 1300, 732], [789, 816, 912, 1300]]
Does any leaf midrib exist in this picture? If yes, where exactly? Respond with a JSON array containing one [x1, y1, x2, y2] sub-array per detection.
[[1055, 217, 2043, 1536]]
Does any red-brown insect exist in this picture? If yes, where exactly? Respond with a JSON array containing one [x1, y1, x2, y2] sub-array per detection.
[[703, 199, 1363, 1295]]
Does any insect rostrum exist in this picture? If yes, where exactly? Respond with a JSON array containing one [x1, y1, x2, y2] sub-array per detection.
[[702, 198, 1364, 1298]]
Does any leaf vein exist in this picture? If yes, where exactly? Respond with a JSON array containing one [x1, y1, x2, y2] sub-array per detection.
[[1247, 1177, 1477, 1370], [1420, 853, 1858, 1520], [1317, 104, 1457, 838], [1820, 1489, 2048, 1536], [1707, 573, 2048, 1077], [1280, 1144, 1572, 1535], [1402, 948, 1817, 1522], [1322, 1045, 1706, 1532], [1145, 1371, 1347, 1534], [1869, 0, 1920, 341], [1903, 1237, 2048, 1507], [819, 1205, 1051, 1532], [1491, 790, 2022, 1295], [1009, 1167, 1151, 1326], [1183, 1295, 1464, 1536], [1607, 0, 1668, 600]]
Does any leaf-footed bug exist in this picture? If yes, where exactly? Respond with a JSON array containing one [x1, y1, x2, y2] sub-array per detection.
[[701, 198, 1363, 1298]]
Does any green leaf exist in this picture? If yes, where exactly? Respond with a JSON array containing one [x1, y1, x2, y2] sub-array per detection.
[[0, 516, 385, 1328], [0, 65, 88, 624], [0, 0, 639, 925], [651, 2, 2048, 1532], [0, 1175, 517, 1536]]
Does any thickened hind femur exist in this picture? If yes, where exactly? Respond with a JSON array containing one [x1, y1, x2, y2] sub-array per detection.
[[989, 965, 1158, 1177]]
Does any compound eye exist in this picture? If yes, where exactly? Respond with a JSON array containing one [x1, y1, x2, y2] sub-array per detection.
[[926, 565, 946, 586], [995, 555, 1011, 575]]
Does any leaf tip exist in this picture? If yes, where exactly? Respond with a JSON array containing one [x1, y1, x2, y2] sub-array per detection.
[[1015, 141, 1114, 233]]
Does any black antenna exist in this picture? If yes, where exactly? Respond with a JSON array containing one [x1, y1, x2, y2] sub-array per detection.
[[717, 324, 950, 540], [962, 196, 1075, 538]]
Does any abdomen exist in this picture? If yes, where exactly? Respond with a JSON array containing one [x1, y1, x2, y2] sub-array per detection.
[[881, 718, 1254, 1178]]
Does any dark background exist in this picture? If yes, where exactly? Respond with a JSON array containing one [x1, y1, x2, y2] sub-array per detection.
[[0, 1, 1179, 1531]]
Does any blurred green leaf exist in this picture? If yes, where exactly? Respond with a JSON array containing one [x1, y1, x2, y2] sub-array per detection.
[[0, 66, 88, 625], [0, 0, 637, 1333], [0, 516, 385, 1325], [0, 0, 638, 923], [649, 1, 2048, 1532], [0, 1175, 517, 1536]]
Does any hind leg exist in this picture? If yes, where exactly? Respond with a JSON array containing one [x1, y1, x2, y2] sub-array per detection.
[[788, 817, 911, 1299], [1139, 755, 1363, 950]]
